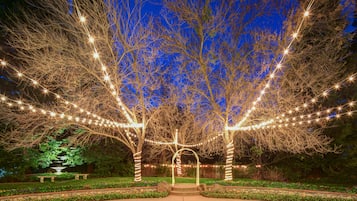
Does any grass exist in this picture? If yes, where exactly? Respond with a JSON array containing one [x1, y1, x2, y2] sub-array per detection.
[[202, 191, 357, 201], [209, 179, 357, 194], [27, 191, 169, 201], [0, 176, 355, 197]]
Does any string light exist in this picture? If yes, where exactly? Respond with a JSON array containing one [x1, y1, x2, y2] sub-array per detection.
[[74, 8, 135, 124], [272, 73, 357, 120], [231, 2, 314, 129], [0, 94, 141, 129], [0, 60, 134, 127]]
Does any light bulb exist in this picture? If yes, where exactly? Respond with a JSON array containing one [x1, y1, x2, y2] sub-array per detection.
[[79, 16, 86, 23], [284, 49, 289, 55], [304, 11, 309, 17], [93, 52, 99, 59], [88, 36, 95, 43], [292, 32, 298, 38], [348, 76, 354, 82], [0, 60, 6, 66]]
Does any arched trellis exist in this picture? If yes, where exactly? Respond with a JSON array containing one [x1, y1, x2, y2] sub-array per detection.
[[171, 148, 200, 187]]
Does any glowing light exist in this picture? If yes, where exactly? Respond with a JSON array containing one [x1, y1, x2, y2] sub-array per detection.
[[32, 80, 38, 85], [104, 75, 110, 81], [311, 98, 316, 103], [292, 32, 298, 38], [43, 89, 49, 94], [88, 36, 95, 43], [93, 52, 99, 59], [276, 63, 282, 69], [284, 49, 289, 55], [348, 76, 354, 82], [334, 84, 340, 89], [0, 60, 6, 66], [79, 16, 86, 23], [323, 91, 328, 97], [304, 11, 310, 17], [17, 72, 23, 77]]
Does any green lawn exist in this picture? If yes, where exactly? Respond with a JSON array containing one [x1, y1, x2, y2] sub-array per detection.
[[0, 176, 355, 196]]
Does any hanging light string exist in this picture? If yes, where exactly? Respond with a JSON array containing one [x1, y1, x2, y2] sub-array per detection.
[[0, 59, 138, 128], [143, 133, 224, 148], [275, 74, 355, 120], [233, 0, 315, 129], [227, 73, 356, 131], [0, 94, 142, 128], [254, 110, 356, 131], [73, 2, 134, 124], [234, 100, 355, 131]]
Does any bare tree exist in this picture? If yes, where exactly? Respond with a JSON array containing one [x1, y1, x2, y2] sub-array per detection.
[[0, 0, 163, 182], [160, 0, 354, 180]]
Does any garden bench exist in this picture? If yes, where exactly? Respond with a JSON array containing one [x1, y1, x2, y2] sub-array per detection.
[[74, 173, 89, 180], [37, 176, 56, 183]]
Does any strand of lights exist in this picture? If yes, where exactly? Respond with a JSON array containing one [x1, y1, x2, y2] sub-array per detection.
[[133, 151, 142, 182], [248, 110, 357, 131], [233, 0, 315, 129], [228, 100, 356, 131], [176, 153, 183, 176], [143, 133, 224, 148], [0, 94, 142, 129], [0, 59, 135, 128], [224, 141, 234, 181], [227, 119, 274, 131], [275, 74, 356, 119], [275, 101, 355, 123], [73, 4, 134, 124]]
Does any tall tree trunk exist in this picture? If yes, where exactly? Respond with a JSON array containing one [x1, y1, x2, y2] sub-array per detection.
[[133, 151, 142, 182], [224, 141, 234, 181], [176, 153, 182, 176]]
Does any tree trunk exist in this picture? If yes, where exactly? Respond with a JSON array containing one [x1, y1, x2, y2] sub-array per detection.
[[133, 151, 142, 182], [176, 153, 182, 176], [224, 141, 234, 181]]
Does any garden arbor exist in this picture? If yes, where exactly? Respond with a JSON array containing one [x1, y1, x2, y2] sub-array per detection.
[[171, 148, 200, 186]]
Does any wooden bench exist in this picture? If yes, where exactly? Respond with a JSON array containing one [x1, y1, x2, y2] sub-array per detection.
[[74, 174, 89, 180], [37, 176, 56, 183]]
